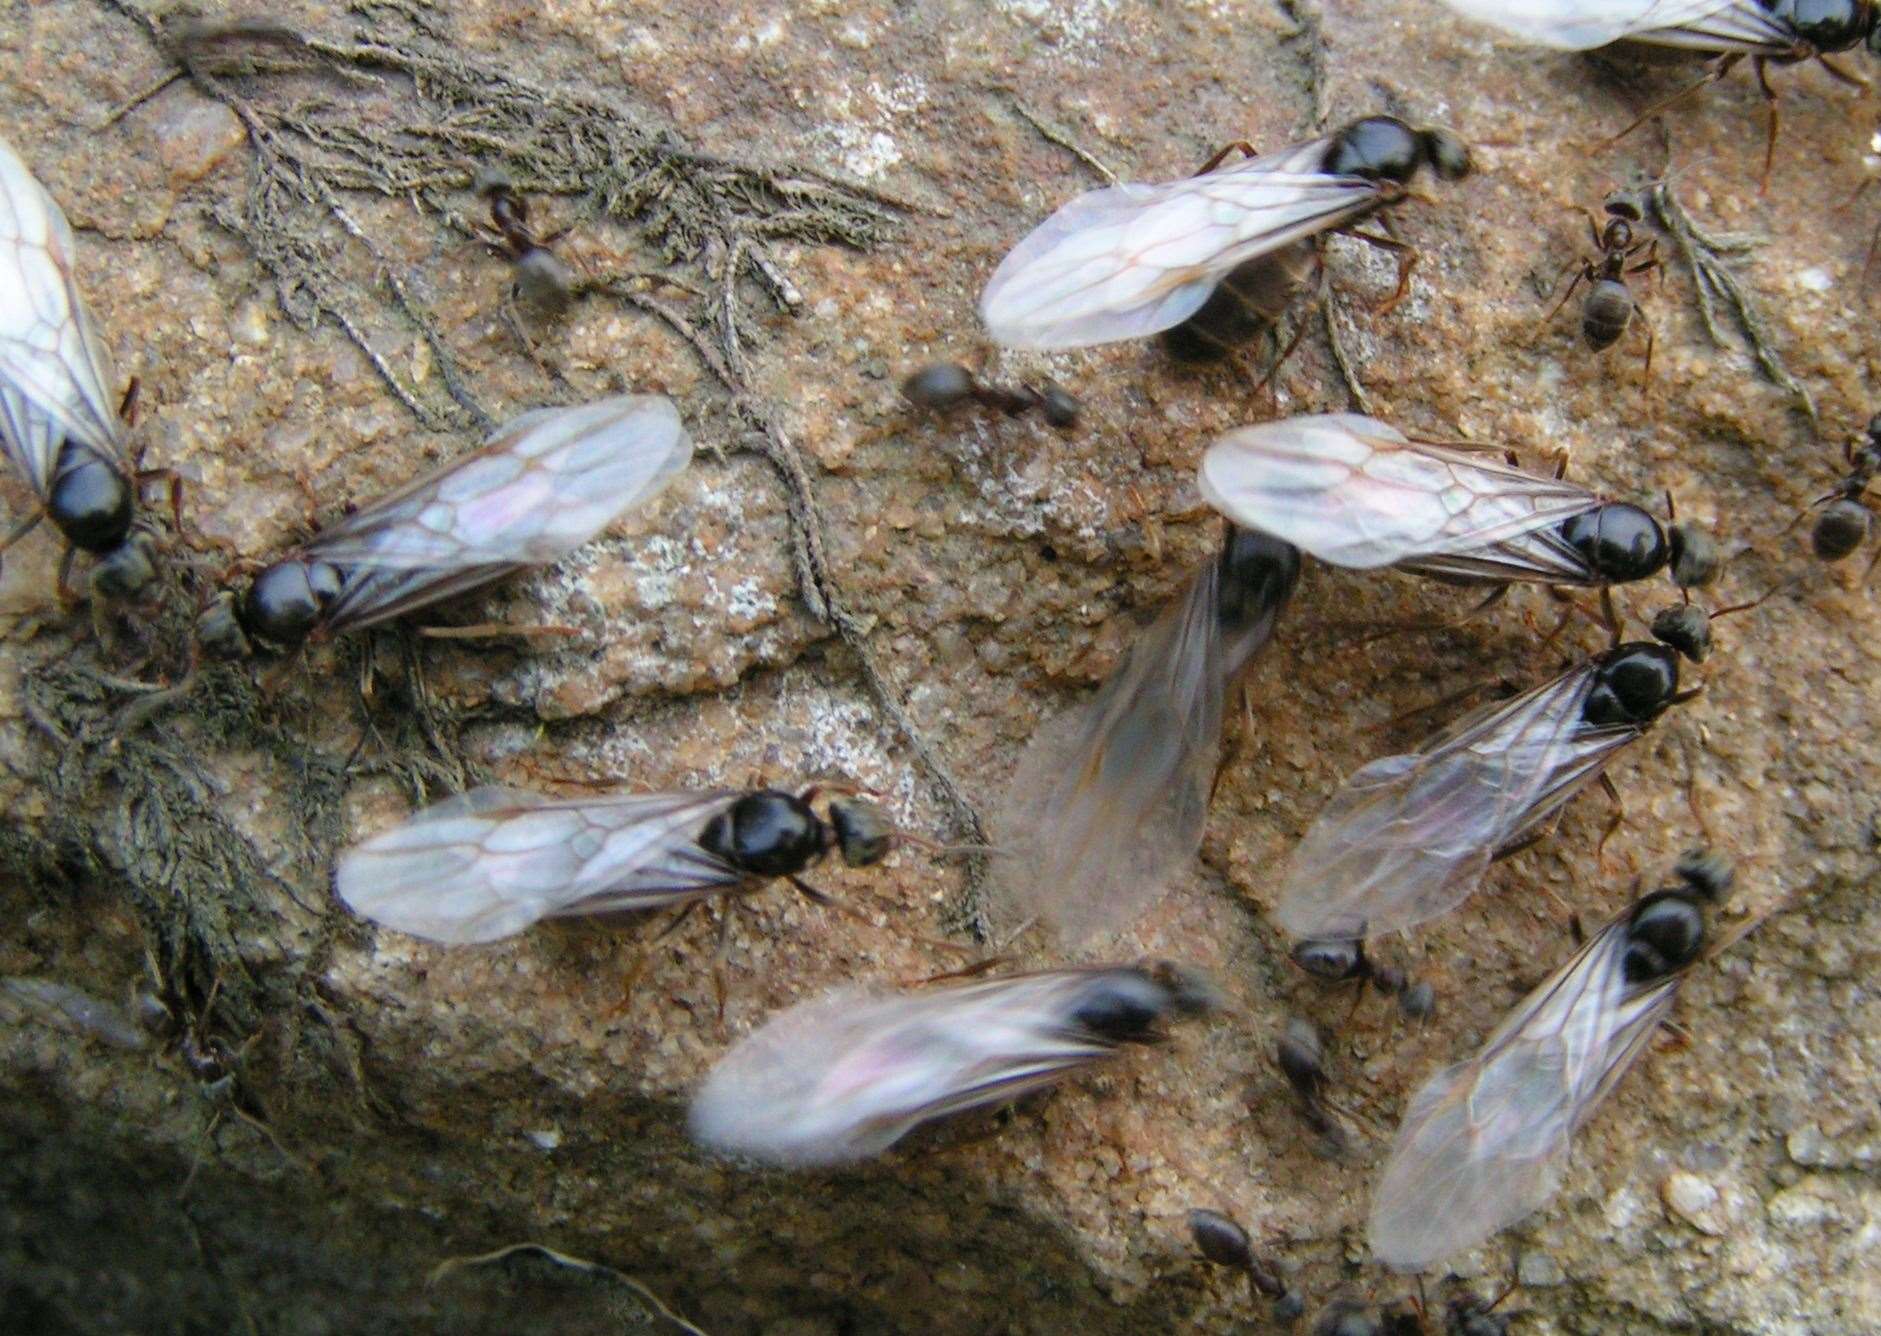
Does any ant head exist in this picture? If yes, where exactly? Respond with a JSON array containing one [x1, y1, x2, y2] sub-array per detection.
[[470, 164, 514, 199], [1603, 191, 1646, 224], [1601, 216, 1635, 251]]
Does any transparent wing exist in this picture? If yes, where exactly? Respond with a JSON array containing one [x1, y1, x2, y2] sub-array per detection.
[[1369, 909, 1685, 1271], [0, 136, 125, 490], [1433, 0, 1789, 52], [333, 785, 744, 944], [689, 970, 1144, 1167], [0, 385, 62, 503], [991, 545, 1293, 942], [1199, 415, 1599, 579], [302, 394, 691, 571], [1274, 661, 1642, 940], [980, 136, 1382, 349]]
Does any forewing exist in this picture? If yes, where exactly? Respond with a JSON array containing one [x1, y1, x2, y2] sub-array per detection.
[[1274, 661, 1635, 940], [688, 972, 1126, 1167], [990, 556, 1277, 941], [1199, 415, 1599, 576], [301, 394, 691, 572], [334, 785, 744, 944], [0, 137, 124, 479], [1369, 913, 1684, 1270], [981, 136, 1381, 349], [1433, 0, 1781, 51]]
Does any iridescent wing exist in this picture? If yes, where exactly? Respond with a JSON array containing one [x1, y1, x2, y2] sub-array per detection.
[[1199, 415, 1601, 582], [1273, 660, 1642, 941], [688, 970, 1148, 1167], [0, 136, 126, 495], [1368, 907, 1687, 1271], [1433, 0, 1791, 53], [980, 135, 1384, 349], [333, 785, 745, 944], [991, 541, 1293, 942], [299, 394, 691, 632]]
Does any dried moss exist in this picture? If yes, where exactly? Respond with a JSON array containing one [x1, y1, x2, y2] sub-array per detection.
[[100, 0, 992, 889]]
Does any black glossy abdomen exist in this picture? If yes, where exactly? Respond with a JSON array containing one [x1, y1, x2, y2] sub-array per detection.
[[1581, 279, 1634, 350], [47, 443, 132, 553]]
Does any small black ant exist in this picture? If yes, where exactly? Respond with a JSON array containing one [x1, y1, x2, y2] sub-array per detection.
[[472, 166, 579, 316], [1543, 194, 1661, 378]]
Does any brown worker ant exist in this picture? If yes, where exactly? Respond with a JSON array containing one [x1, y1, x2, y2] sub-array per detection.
[[1543, 192, 1661, 378], [472, 166, 579, 316]]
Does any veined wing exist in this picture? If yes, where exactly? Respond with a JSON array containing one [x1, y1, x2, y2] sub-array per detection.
[[301, 394, 691, 572], [1369, 908, 1686, 1271], [0, 136, 124, 484], [1274, 660, 1641, 940], [0, 385, 62, 502], [1199, 415, 1598, 578], [688, 971, 1141, 1167], [334, 785, 745, 944], [981, 136, 1381, 349], [1433, 0, 1791, 53], [991, 542, 1291, 942]]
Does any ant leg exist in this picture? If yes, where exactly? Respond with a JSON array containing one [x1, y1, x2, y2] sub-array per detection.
[[1579, 207, 1606, 252], [1752, 58, 1782, 193], [1601, 55, 1738, 149], [416, 621, 582, 639], [1194, 141, 1260, 176], [1814, 53, 1868, 90], [1636, 305, 1656, 384], [1541, 263, 1592, 327], [1249, 311, 1312, 400], [1341, 228, 1417, 314], [55, 545, 82, 608], [1595, 773, 1625, 864], [712, 903, 734, 1027], [0, 508, 44, 565]]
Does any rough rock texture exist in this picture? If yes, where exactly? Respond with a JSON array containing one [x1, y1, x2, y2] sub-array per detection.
[[1, 1, 1876, 1333]]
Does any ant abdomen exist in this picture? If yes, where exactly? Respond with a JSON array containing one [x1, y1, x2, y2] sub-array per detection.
[[1162, 241, 1317, 363]]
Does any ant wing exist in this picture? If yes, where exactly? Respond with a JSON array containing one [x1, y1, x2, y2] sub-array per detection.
[[294, 394, 690, 633], [688, 969, 1156, 1167], [303, 395, 690, 570], [980, 134, 1383, 349], [0, 137, 127, 494], [990, 542, 1293, 941], [0, 387, 64, 504], [334, 785, 745, 943], [1201, 415, 1600, 579], [1434, 0, 1791, 53], [1274, 659, 1642, 941], [1368, 905, 1686, 1271]]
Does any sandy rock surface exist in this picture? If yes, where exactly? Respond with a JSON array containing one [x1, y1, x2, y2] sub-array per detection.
[[0, 2, 1876, 1333]]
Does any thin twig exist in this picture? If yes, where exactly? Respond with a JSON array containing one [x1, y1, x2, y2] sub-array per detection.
[[1652, 180, 1816, 424], [428, 1243, 710, 1336], [1008, 96, 1118, 184]]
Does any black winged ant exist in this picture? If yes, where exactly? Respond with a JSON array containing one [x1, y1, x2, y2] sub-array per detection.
[[1544, 192, 1660, 377], [473, 166, 579, 316], [982, 115, 1470, 362], [901, 361, 1081, 429]]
